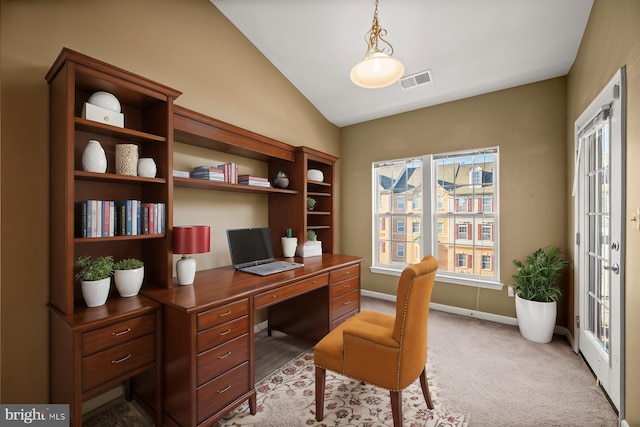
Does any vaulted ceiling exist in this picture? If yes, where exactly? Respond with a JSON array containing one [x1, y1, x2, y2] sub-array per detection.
[[211, 0, 593, 127]]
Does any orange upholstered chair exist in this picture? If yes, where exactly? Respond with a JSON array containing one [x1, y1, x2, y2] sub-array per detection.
[[314, 256, 438, 427]]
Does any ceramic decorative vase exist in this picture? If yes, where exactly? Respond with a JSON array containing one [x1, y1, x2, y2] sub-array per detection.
[[137, 158, 157, 178], [273, 171, 289, 188], [115, 144, 138, 176], [82, 139, 107, 173]]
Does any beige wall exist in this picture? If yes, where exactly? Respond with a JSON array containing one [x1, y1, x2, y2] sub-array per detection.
[[340, 77, 568, 320], [567, 0, 640, 423], [0, 0, 338, 403]]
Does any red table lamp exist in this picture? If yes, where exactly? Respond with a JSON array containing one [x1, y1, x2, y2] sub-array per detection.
[[173, 225, 210, 285]]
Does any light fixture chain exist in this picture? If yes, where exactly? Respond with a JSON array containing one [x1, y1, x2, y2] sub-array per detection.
[[364, 0, 394, 56]]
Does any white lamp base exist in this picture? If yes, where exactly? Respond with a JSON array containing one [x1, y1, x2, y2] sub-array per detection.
[[176, 256, 196, 285]]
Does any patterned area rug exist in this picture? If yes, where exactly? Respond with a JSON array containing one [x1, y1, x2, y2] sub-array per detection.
[[216, 351, 469, 427], [82, 398, 152, 427]]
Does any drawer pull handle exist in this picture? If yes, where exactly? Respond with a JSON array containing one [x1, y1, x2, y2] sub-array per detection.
[[218, 329, 232, 336], [345, 271, 350, 275], [343, 285, 351, 289], [312, 280, 317, 284], [217, 385, 231, 394], [112, 354, 131, 364], [272, 295, 277, 299], [218, 310, 232, 317], [112, 328, 131, 337], [218, 351, 232, 359], [343, 301, 352, 305]]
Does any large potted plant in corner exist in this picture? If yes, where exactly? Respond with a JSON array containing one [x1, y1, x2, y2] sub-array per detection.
[[511, 245, 569, 343], [113, 258, 144, 297], [75, 255, 114, 307]]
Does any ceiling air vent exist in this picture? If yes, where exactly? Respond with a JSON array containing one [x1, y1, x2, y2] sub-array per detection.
[[399, 70, 433, 90]]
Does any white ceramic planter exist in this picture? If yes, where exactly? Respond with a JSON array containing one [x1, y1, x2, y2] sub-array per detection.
[[114, 267, 144, 297], [515, 294, 557, 343], [281, 237, 298, 258], [81, 277, 111, 307]]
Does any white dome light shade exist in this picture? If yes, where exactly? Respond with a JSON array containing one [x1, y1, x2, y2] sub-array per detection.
[[88, 91, 121, 113], [350, 52, 405, 89]]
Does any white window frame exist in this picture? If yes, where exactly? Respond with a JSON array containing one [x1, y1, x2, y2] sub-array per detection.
[[371, 147, 502, 290]]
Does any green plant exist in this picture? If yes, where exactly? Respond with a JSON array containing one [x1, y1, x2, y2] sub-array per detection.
[[285, 228, 293, 238], [306, 197, 316, 211], [74, 255, 114, 281], [511, 246, 568, 302], [307, 230, 317, 241], [114, 258, 144, 270]]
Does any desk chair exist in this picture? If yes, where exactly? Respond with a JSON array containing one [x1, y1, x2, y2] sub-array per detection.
[[314, 256, 438, 427]]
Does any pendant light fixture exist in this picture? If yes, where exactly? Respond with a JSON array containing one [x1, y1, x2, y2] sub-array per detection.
[[350, 0, 404, 89]]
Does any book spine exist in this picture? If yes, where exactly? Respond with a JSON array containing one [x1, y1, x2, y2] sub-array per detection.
[[141, 204, 149, 235], [102, 200, 110, 237], [75, 201, 88, 238], [148, 203, 155, 234], [109, 201, 115, 237]]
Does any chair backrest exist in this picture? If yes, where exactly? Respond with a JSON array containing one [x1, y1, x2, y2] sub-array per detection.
[[392, 255, 438, 386]]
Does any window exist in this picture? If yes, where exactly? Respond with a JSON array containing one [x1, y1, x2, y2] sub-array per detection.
[[372, 147, 500, 289]]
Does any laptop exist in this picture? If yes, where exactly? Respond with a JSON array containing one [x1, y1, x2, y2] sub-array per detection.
[[226, 227, 304, 276]]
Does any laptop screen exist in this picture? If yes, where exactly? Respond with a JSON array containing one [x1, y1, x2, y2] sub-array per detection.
[[227, 227, 275, 269]]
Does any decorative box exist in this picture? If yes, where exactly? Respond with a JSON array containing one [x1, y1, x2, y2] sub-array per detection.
[[82, 102, 124, 128], [296, 241, 322, 258]]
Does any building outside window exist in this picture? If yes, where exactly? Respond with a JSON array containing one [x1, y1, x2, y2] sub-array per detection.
[[372, 147, 500, 289]]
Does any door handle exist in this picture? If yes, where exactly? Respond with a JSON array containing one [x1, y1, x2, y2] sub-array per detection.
[[604, 263, 620, 274]]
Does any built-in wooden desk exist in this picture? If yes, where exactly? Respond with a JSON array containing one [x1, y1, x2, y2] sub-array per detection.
[[143, 253, 362, 427]]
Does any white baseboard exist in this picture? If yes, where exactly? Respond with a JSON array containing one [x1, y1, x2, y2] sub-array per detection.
[[361, 289, 518, 326], [621, 420, 629, 427]]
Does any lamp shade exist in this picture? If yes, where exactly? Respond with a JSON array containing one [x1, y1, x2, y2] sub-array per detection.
[[350, 52, 404, 89], [173, 225, 210, 254]]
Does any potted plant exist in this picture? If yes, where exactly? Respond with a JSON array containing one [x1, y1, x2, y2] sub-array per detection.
[[75, 255, 114, 307], [281, 228, 298, 258], [511, 245, 569, 343], [113, 258, 144, 297], [307, 197, 317, 211]]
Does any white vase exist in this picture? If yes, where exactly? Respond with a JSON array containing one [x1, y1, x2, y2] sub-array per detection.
[[82, 139, 107, 173], [515, 294, 557, 343], [281, 237, 298, 258], [115, 144, 138, 176], [114, 267, 144, 297], [137, 158, 157, 178], [81, 277, 111, 307]]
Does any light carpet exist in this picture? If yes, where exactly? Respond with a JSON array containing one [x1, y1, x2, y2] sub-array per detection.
[[215, 350, 469, 427]]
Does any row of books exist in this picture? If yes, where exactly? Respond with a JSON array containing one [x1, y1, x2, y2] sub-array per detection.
[[75, 199, 166, 238]]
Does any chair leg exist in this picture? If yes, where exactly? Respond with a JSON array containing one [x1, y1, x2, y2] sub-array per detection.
[[390, 390, 402, 427], [419, 367, 434, 409], [315, 366, 326, 421]]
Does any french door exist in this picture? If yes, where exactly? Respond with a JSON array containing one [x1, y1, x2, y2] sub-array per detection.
[[574, 68, 625, 411]]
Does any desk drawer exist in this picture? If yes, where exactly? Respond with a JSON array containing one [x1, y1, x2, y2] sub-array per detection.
[[197, 299, 249, 332], [82, 313, 155, 356], [330, 264, 360, 283], [254, 273, 329, 309], [330, 276, 360, 299], [197, 316, 249, 353], [197, 362, 250, 424], [82, 334, 155, 392], [197, 334, 249, 386], [331, 290, 360, 321]]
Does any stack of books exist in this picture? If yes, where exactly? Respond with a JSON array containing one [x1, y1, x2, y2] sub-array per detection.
[[190, 166, 224, 182], [296, 240, 322, 258], [238, 175, 270, 187]]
